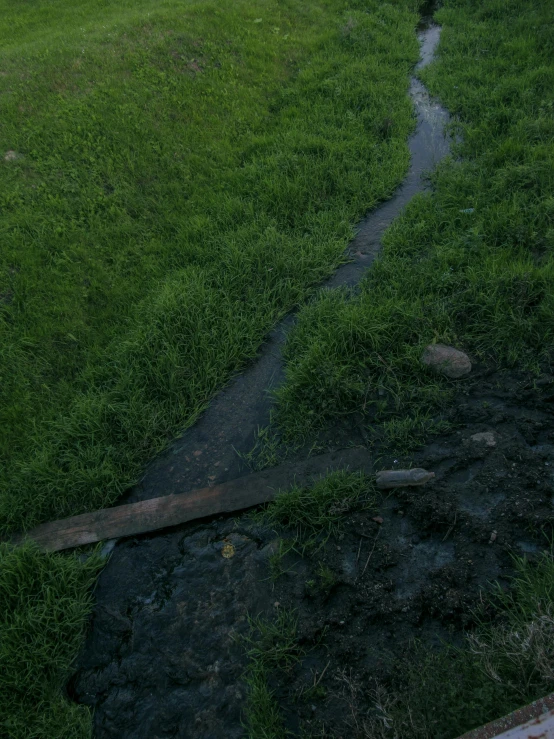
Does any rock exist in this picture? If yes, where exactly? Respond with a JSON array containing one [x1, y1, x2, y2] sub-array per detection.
[[421, 344, 471, 379], [372, 516, 384, 524], [376, 468, 435, 489], [4, 150, 22, 161], [471, 431, 496, 447], [489, 530, 497, 544]]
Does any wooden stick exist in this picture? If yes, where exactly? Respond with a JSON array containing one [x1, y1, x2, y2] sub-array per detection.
[[360, 528, 381, 578], [12, 447, 372, 553]]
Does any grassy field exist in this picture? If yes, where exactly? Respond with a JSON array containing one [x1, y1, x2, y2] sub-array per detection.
[[0, 0, 423, 735], [0, 0, 420, 533], [274, 0, 554, 446]]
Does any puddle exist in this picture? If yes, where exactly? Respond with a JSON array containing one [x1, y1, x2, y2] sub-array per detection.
[[71, 24, 453, 738]]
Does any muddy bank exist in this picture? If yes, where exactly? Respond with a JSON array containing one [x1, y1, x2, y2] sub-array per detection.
[[268, 368, 554, 736], [71, 367, 554, 737]]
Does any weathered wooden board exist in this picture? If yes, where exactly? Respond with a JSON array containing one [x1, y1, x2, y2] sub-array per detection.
[[457, 692, 554, 739], [13, 447, 371, 552]]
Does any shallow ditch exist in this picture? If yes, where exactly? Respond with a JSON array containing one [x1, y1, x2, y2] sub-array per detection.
[[68, 20, 554, 738]]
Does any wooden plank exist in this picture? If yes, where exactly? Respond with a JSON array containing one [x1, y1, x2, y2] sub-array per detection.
[[456, 693, 554, 739], [13, 447, 371, 552]]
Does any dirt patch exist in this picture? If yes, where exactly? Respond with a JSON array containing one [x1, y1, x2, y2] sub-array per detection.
[[70, 366, 554, 737]]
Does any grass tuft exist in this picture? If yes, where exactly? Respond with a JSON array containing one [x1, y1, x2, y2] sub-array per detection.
[[255, 470, 375, 548], [242, 610, 304, 738]]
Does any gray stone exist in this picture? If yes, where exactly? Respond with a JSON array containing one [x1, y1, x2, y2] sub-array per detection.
[[421, 344, 471, 379], [471, 431, 496, 447]]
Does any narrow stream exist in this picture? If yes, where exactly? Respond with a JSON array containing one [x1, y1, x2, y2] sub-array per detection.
[[71, 23, 451, 738]]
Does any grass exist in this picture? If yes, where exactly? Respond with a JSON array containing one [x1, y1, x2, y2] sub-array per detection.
[[306, 562, 338, 597], [255, 469, 375, 549], [267, 538, 298, 582], [0, 0, 424, 734], [273, 0, 554, 444], [0, 543, 102, 739], [366, 552, 554, 738], [242, 610, 304, 738], [0, 0, 421, 534]]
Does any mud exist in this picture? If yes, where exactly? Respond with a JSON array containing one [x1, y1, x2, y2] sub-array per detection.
[[67, 22, 551, 739], [71, 368, 554, 737], [262, 369, 554, 736]]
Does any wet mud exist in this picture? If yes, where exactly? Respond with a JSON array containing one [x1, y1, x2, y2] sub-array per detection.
[[68, 23, 554, 739], [71, 368, 554, 737]]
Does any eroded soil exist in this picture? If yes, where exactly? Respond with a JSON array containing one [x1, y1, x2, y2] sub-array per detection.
[[71, 367, 554, 737]]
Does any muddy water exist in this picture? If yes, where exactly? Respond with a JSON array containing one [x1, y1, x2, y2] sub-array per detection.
[[71, 24, 453, 738]]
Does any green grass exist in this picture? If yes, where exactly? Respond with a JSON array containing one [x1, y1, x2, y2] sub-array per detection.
[[0, 543, 102, 739], [306, 562, 338, 597], [242, 610, 304, 738], [274, 0, 554, 443], [366, 552, 554, 738], [255, 469, 375, 548], [267, 538, 298, 582], [0, 0, 421, 534]]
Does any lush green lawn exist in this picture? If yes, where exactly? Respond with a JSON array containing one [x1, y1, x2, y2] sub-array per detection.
[[275, 0, 554, 446], [0, 0, 419, 533], [0, 0, 422, 735]]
